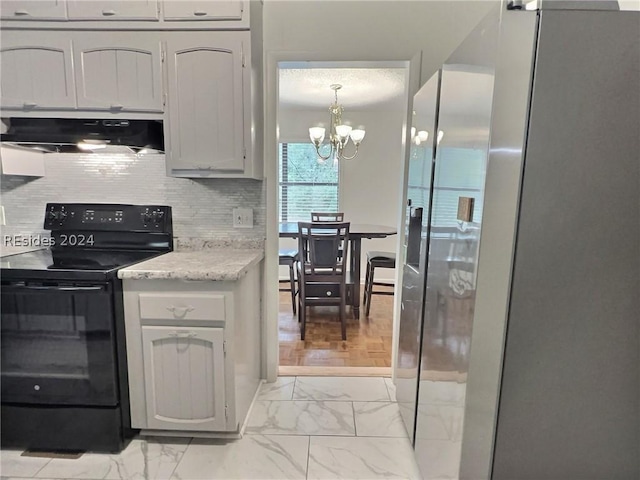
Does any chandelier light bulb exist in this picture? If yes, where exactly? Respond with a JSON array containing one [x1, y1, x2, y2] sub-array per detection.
[[417, 130, 429, 142], [411, 127, 416, 139], [335, 124, 352, 140], [309, 127, 326, 144], [350, 129, 365, 145], [437, 130, 444, 144]]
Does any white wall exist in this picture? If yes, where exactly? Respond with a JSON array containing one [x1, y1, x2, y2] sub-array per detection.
[[263, 1, 498, 86], [262, 0, 499, 380]]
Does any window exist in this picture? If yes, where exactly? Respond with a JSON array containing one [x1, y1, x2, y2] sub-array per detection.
[[278, 143, 339, 222], [405, 146, 486, 231], [431, 147, 486, 227]]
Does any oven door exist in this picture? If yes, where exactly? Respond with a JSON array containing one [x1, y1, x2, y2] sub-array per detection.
[[1, 281, 119, 406]]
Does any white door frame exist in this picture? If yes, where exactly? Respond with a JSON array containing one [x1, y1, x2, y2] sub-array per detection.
[[263, 51, 421, 382]]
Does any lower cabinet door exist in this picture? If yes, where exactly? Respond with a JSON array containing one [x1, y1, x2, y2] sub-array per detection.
[[141, 325, 226, 431]]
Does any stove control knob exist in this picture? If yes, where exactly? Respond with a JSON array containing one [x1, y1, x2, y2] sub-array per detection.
[[48, 210, 67, 222], [141, 212, 154, 224]]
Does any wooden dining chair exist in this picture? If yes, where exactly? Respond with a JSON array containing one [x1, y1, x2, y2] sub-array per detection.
[[279, 248, 298, 313], [311, 212, 345, 222], [297, 221, 350, 341], [311, 212, 346, 260]]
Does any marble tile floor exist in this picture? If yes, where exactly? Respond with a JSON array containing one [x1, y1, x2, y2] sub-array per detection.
[[1, 376, 421, 480]]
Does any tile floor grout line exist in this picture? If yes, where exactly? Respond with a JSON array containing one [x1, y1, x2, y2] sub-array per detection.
[[31, 455, 53, 478], [384, 377, 392, 401], [164, 436, 192, 480], [305, 435, 311, 480], [352, 401, 358, 437]]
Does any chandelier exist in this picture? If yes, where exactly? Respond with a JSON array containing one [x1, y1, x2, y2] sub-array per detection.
[[308, 84, 366, 164]]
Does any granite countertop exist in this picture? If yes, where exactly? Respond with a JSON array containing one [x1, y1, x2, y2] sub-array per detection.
[[118, 249, 264, 282]]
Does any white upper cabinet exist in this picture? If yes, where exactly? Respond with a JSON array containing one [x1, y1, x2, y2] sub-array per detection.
[[163, 1, 243, 22], [0, 1, 67, 20], [165, 32, 248, 173], [73, 34, 163, 112], [67, 1, 159, 21], [0, 31, 75, 109]]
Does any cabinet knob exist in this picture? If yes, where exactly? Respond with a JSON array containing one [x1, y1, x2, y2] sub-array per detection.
[[193, 10, 208, 16], [166, 305, 195, 318], [102, 9, 117, 16], [14, 10, 30, 16]]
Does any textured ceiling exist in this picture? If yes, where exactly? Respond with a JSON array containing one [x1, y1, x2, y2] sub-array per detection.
[[279, 68, 407, 110]]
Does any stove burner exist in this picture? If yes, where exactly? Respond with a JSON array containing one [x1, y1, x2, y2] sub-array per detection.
[[46, 250, 156, 271]]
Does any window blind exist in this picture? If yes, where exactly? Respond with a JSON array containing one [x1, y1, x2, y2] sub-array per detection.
[[279, 143, 339, 222]]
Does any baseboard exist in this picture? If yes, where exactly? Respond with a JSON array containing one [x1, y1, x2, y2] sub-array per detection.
[[278, 366, 391, 377]]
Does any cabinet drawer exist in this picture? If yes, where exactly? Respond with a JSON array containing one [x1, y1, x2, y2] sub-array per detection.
[[67, 1, 159, 21], [163, 1, 244, 22], [139, 293, 226, 321]]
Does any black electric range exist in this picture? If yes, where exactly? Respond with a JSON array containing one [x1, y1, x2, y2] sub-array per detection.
[[1, 203, 173, 453]]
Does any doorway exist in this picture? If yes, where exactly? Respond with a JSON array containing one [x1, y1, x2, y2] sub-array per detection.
[[275, 61, 409, 376]]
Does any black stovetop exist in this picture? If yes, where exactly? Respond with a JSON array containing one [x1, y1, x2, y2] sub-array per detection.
[[1, 248, 166, 282]]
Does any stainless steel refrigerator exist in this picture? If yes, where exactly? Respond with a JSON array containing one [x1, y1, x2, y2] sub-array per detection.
[[395, 3, 639, 479]]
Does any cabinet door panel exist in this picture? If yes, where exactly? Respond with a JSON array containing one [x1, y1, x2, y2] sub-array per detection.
[[67, 1, 158, 20], [166, 33, 246, 172], [0, 33, 75, 109], [74, 35, 163, 112], [163, 1, 243, 21], [142, 326, 226, 431], [0, 0, 67, 20]]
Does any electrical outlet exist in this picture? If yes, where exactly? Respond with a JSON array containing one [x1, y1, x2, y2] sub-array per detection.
[[233, 208, 253, 228]]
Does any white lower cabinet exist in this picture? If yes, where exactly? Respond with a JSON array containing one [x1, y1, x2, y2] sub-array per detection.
[[141, 326, 226, 431], [123, 264, 261, 436]]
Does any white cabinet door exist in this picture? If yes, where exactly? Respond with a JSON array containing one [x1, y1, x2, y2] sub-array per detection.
[[73, 34, 163, 112], [142, 326, 227, 431], [67, 0, 158, 20], [163, 1, 243, 22], [165, 32, 247, 172], [0, 0, 67, 20], [0, 32, 75, 109]]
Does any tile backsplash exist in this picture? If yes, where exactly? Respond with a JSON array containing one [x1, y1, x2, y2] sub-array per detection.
[[0, 152, 265, 244]]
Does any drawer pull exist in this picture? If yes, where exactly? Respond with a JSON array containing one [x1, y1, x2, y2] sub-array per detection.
[[168, 331, 197, 338], [23, 102, 37, 109], [193, 10, 208, 16], [102, 9, 117, 16], [110, 104, 124, 110], [14, 10, 30, 16], [166, 305, 195, 318]]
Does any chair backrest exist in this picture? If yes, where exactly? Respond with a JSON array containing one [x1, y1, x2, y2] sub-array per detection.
[[311, 212, 345, 222], [298, 222, 350, 276]]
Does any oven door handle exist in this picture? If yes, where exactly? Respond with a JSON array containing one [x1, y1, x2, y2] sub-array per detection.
[[3, 284, 106, 292]]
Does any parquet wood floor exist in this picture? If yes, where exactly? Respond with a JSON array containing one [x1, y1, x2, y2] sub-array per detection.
[[278, 287, 394, 367]]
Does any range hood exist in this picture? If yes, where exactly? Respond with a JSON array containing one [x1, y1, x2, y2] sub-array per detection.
[[0, 118, 164, 154]]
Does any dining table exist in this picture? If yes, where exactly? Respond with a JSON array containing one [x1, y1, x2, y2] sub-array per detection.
[[279, 222, 398, 318]]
